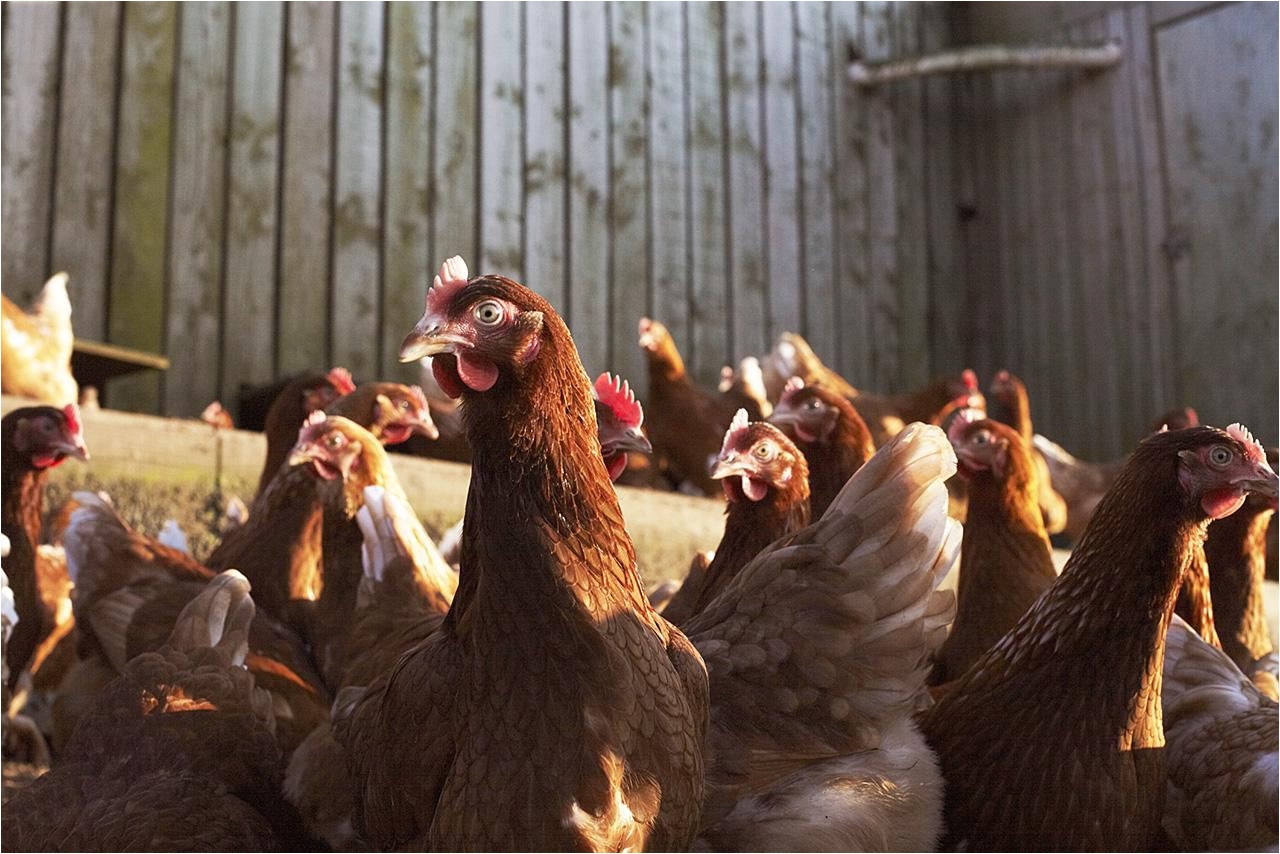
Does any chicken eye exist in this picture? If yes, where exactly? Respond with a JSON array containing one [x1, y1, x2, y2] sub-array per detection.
[[972, 430, 992, 445], [325, 434, 344, 450], [1208, 445, 1233, 467], [805, 399, 821, 410], [753, 442, 774, 460], [473, 300, 505, 326], [398, 399, 411, 411]]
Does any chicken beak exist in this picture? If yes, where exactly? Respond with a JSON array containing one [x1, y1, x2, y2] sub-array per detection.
[[57, 439, 90, 462], [710, 454, 748, 481], [287, 443, 320, 468], [610, 426, 651, 456], [1240, 464, 1279, 501], [399, 315, 467, 363], [410, 411, 440, 441]]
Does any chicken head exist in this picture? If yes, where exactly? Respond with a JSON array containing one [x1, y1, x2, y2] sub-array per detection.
[[1176, 423, 1279, 519], [10, 404, 89, 470], [710, 409, 806, 503]]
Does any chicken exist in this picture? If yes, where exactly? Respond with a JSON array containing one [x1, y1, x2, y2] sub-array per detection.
[[199, 400, 235, 430], [286, 485, 454, 849], [1, 272, 78, 406], [639, 316, 739, 495], [986, 369, 1069, 535], [254, 366, 356, 497], [592, 372, 653, 482], [336, 257, 708, 850], [660, 410, 810, 627], [1159, 614, 1279, 850], [921, 423, 1279, 850], [286, 414, 454, 690], [718, 355, 771, 420], [761, 331, 860, 402], [1, 404, 88, 692], [326, 381, 439, 447], [3, 571, 315, 850], [685, 422, 960, 850], [2, 554, 53, 774], [58, 491, 330, 760], [1204, 446, 1279, 697], [768, 377, 876, 518], [928, 410, 1058, 686], [209, 382, 437, 631], [400, 355, 473, 465]]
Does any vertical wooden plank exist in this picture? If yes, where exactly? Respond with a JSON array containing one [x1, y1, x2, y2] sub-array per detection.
[[432, 3, 478, 274], [761, 1, 801, 344], [221, 1, 282, 407], [646, 2, 689, 351], [51, 2, 120, 342], [1, 1, 60, 297], [861, 0, 898, 390], [524, 2, 566, 310], [567, 1, 610, 373], [1016, 71, 1054, 427], [608, 1, 649, 386], [890, 1, 929, 388], [794, 1, 837, 375], [686, 2, 728, 384], [330, 1, 383, 381], [987, 70, 1014, 380], [966, 73, 1000, 381], [1127, 3, 1177, 418], [278, 1, 335, 376], [725, 1, 767, 364], [831, 1, 870, 381], [108, 1, 176, 413], [478, 3, 523, 278], [920, 2, 961, 378], [951, 72, 983, 378], [164, 1, 229, 417], [381, 2, 433, 382]]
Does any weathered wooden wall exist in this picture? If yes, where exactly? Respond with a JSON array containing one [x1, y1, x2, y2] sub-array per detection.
[[1, 0, 954, 418], [949, 0, 1278, 458]]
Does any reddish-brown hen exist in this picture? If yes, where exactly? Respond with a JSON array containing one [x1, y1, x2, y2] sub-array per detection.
[[335, 258, 707, 850], [921, 423, 1279, 850], [254, 367, 356, 497], [661, 410, 810, 626], [3, 571, 314, 850], [639, 316, 739, 495], [769, 377, 875, 519], [1, 405, 88, 692], [929, 411, 1058, 687], [986, 370, 1069, 535]]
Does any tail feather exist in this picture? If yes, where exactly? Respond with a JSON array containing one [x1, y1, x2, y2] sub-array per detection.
[[167, 570, 255, 666]]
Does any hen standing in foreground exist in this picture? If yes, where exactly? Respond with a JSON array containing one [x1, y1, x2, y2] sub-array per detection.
[[921, 424, 1279, 850], [336, 258, 708, 850]]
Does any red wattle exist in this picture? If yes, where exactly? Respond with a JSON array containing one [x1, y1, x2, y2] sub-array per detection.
[[1201, 487, 1246, 519], [433, 358, 465, 399], [457, 352, 499, 392]]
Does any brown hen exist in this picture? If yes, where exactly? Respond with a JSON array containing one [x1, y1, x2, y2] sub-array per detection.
[[921, 423, 1279, 850], [253, 367, 356, 497], [769, 377, 875, 519], [2, 571, 314, 851], [336, 257, 708, 850], [986, 370, 1069, 535]]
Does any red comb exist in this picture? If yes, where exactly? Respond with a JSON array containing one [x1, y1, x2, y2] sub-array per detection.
[[409, 384, 429, 411], [1226, 423, 1266, 464], [327, 367, 356, 395], [425, 256, 470, 316], [297, 409, 329, 444], [720, 408, 752, 456], [594, 373, 643, 428], [962, 369, 978, 391], [62, 403, 81, 436]]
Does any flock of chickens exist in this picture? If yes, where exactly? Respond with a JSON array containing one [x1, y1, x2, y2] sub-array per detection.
[[0, 259, 1277, 852]]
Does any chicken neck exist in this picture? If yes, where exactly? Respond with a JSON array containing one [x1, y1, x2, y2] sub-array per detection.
[[1205, 501, 1276, 668]]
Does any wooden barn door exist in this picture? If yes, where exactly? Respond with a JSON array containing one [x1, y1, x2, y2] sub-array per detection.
[[1156, 1, 1278, 439]]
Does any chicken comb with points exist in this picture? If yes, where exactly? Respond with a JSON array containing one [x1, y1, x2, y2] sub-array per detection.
[[721, 408, 752, 455], [297, 408, 329, 444], [425, 256, 471, 316], [594, 373, 643, 428], [1226, 423, 1266, 465], [327, 367, 356, 396]]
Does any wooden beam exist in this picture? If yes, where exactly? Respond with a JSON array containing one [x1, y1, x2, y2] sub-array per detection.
[[848, 41, 1122, 86]]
